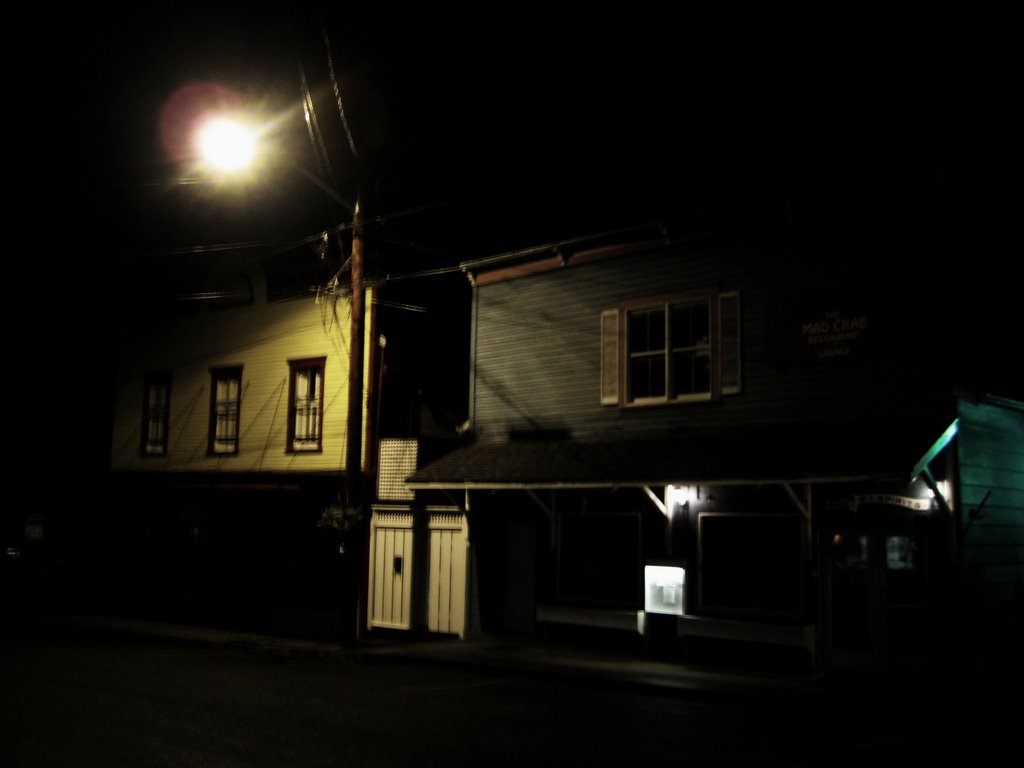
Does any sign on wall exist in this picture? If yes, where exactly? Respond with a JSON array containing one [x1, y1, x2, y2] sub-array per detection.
[[795, 307, 872, 361]]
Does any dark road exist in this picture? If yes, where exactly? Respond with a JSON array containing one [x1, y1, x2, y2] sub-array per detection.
[[0, 623, 1015, 767]]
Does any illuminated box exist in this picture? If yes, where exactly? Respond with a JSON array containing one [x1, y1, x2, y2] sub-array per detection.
[[644, 564, 686, 616]]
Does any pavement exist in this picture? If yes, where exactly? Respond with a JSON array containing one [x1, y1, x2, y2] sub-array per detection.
[[9, 612, 1014, 713], [4, 613, 870, 699], [6, 613, 1020, 768]]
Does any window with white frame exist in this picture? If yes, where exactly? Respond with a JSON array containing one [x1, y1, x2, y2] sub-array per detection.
[[601, 290, 740, 406], [288, 357, 325, 452], [142, 372, 170, 455], [208, 366, 242, 455]]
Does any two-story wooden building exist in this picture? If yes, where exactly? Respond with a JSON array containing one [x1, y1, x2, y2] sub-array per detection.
[[104, 246, 378, 636], [404, 217, 1023, 676]]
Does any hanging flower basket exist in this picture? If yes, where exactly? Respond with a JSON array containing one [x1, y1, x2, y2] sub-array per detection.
[[317, 497, 365, 536]]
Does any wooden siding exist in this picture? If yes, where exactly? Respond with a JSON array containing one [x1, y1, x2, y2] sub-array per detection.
[[110, 276, 374, 474], [957, 398, 1024, 604], [471, 235, 951, 442]]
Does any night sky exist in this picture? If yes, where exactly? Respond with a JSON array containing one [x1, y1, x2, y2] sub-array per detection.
[[56, 7, 996, 264], [23, 7, 1015, 481]]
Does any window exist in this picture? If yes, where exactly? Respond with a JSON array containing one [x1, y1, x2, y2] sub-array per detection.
[[287, 357, 325, 452], [141, 372, 171, 455], [699, 512, 803, 618], [208, 367, 242, 455], [601, 291, 740, 406]]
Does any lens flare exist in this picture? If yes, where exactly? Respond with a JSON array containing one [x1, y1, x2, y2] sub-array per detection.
[[159, 81, 243, 163]]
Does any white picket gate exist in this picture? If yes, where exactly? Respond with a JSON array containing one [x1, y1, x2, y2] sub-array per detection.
[[426, 511, 469, 638], [368, 506, 468, 638], [367, 509, 415, 630]]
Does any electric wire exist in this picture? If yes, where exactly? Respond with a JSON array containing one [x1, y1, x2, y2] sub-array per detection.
[[299, 65, 348, 256], [115, 198, 456, 262], [299, 66, 340, 201], [320, 23, 359, 161], [256, 376, 288, 469]]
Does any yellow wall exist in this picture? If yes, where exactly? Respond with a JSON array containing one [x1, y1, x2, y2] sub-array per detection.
[[110, 271, 374, 475]]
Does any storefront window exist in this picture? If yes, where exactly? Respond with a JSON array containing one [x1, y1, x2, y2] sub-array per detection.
[[886, 535, 916, 570]]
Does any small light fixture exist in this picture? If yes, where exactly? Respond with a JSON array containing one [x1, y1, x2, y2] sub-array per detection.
[[666, 485, 691, 514]]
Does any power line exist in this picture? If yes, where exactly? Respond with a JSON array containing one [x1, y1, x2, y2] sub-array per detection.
[[105, 208, 697, 297], [107, 198, 456, 261], [320, 22, 359, 162]]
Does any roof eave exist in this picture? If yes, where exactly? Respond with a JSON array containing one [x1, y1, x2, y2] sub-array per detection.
[[405, 472, 906, 491]]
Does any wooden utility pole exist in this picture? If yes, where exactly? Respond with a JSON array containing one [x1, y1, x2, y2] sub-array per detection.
[[346, 195, 365, 509], [345, 195, 369, 645], [303, 24, 368, 646]]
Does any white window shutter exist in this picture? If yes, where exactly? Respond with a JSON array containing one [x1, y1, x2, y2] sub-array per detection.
[[601, 308, 619, 405], [719, 292, 741, 395]]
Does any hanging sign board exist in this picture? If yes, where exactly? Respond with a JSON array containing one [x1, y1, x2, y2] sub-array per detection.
[[827, 494, 934, 512]]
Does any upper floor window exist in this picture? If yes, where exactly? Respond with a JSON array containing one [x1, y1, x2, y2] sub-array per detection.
[[141, 372, 171, 456], [288, 357, 325, 452], [602, 290, 740, 407], [208, 366, 242, 455]]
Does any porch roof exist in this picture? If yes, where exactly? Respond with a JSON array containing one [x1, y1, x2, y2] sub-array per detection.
[[405, 420, 948, 490]]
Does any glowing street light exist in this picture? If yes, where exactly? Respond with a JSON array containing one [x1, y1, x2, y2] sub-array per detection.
[[195, 116, 258, 173], [160, 82, 275, 181]]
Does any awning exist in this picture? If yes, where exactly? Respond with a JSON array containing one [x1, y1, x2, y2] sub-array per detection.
[[406, 421, 943, 490]]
